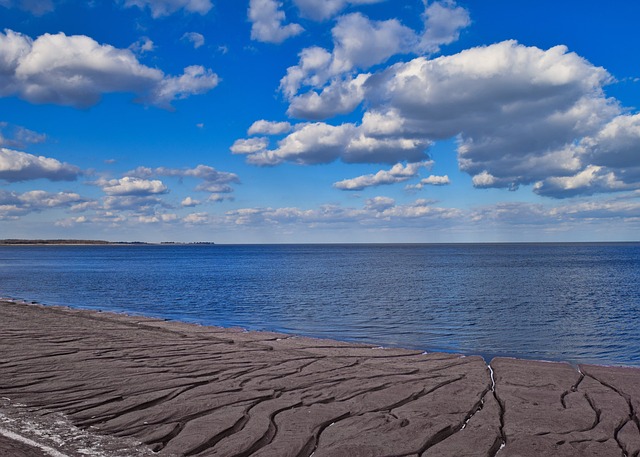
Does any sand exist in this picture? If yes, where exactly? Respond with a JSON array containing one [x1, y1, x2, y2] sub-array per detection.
[[0, 299, 639, 456]]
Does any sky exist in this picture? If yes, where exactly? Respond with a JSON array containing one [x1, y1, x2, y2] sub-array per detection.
[[1, 0, 639, 243]]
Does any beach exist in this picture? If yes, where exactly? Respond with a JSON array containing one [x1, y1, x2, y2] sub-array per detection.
[[1, 299, 639, 456]]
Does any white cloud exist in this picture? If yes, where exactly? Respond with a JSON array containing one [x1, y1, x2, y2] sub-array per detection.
[[366, 41, 617, 190], [287, 73, 370, 119], [248, 0, 304, 44], [129, 36, 154, 54], [334, 161, 433, 190], [248, 120, 292, 135], [292, 0, 384, 21], [99, 176, 168, 196], [280, 1, 470, 115], [123, 0, 213, 18], [279, 14, 416, 98], [526, 113, 640, 197], [0, 189, 86, 219], [364, 195, 395, 211], [128, 164, 240, 197], [0, 0, 54, 15], [230, 137, 269, 154], [405, 174, 450, 190], [471, 171, 497, 188], [533, 165, 637, 198], [250, 38, 640, 199], [18, 190, 84, 207], [280, 46, 333, 98], [181, 196, 201, 207], [330, 13, 417, 72], [136, 213, 178, 224], [234, 122, 430, 165], [0, 148, 80, 182], [102, 195, 166, 211], [55, 216, 88, 227], [181, 32, 205, 49], [0, 29, 219, 109], [207, 193, 232, 202], [154, 164, 239, 183], [419, 0, 470, 53], [183, 212, 210, 224], [148, 65, 219, 109]]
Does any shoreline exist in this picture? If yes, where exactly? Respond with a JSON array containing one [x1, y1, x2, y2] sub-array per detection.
[[1, 299, 639, 456], [3, 296, 635, 370]]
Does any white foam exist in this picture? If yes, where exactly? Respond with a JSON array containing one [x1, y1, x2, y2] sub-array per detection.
[[0, 427, 70, 457]]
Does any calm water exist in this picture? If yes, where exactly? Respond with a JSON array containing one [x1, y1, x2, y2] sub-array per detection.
[[1, 243, 639, 366]]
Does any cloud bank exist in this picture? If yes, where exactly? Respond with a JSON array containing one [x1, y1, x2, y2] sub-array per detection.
[[0, 30, 219, 108], [0, 148, 80, 182]]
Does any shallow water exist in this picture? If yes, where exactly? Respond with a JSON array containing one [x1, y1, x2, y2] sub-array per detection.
[[1, 243, 639, 366]]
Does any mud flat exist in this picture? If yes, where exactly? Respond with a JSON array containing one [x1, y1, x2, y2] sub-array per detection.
[[1, 299, 639, 456]]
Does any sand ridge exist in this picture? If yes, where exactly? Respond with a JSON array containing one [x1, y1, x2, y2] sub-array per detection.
[[1, 300, 639, 456]]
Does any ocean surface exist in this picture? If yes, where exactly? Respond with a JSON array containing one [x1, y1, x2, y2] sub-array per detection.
[[1, 243, 639, 366]]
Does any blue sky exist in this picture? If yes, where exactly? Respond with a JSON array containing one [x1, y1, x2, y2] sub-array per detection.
[[1, 0, 639, 243]]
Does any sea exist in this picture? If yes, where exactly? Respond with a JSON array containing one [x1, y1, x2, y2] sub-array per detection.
[[1, 243, 639, 366]]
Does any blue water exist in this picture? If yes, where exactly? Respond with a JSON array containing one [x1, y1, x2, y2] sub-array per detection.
[[0, 243, 639, 366]]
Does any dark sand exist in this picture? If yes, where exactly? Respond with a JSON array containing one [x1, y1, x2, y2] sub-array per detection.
[[1, 300, 639, 456]]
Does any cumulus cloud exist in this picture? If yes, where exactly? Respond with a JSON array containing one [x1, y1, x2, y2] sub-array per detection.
[[292, 0, 384, 21], [533, 166, 637, 198], [0, 29, 219, 109], [249, 0, 303, 44], [0, 0, 54, 15], [181, 32, 205, 49], [280, 1, 470, 118], [181, 196, 200, 207], [277, 40, 639, 198], [129, 36, 155, 54], [239, 35, 640, 199], [183, 212, 210, 224], [128, 164, 240, 196], [230, 137, 269, 154], [334, 161, 433, 190], [406, 175, 450, 190], [0, 189, 86, 219], [360, 40, 631, 195], [248, 120, 292, 135], [0, 148, 80, 182], [98, 177, 168, 196], [287, 73, 370, 119], [279, 14, 415, 98], [532, 114, 640, 197], [419, 0, 470, 53], [145, 65, 219, 109], [102, 195, 168, 213], [233, 122, 430, 165], [122, 0, 213, 17], [364, 195, 395, 211]]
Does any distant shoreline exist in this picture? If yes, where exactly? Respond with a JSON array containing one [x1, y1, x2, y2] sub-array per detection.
[[0, 239, 638, 246], [0, 239, 215, 246]]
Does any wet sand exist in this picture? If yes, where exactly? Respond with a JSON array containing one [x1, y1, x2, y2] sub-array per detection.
[[1, 299, 639, 456]]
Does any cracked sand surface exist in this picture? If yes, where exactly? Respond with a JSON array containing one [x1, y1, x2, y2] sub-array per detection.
[[1, 300, 639, 456]]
